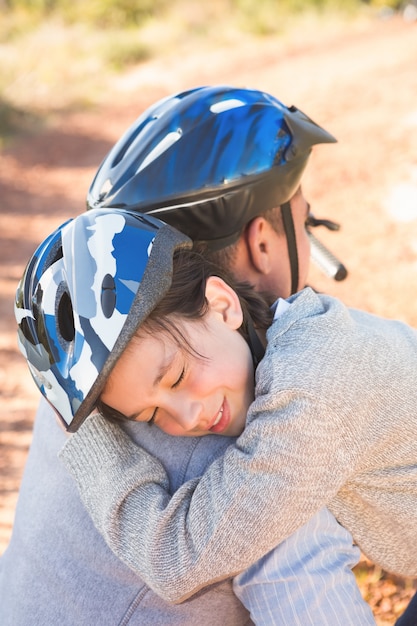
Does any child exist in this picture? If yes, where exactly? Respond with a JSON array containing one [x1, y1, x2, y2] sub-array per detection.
[[16, 207, 417, 607]]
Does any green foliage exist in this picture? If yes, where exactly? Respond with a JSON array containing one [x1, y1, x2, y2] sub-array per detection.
[[367, 0, 401, 8], [63, 0, 168, 28], [2, 0, 392, 36], [1, 0, 373, 28], [230, 0, 363, 36], [232, 0, 363, 14], [102, 33, 150, 69], [3, 0, 168, 27]]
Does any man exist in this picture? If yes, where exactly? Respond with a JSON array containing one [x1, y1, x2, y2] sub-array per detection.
[[0, 86, 375, 625]]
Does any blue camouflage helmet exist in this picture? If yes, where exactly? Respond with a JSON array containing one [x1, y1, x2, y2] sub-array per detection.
[[14, 208, 191, 432], [87, 85, 336, 252]]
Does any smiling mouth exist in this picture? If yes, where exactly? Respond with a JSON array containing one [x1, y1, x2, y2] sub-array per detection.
[[209, 400, 229, 433], [212, 407, 223, 426]]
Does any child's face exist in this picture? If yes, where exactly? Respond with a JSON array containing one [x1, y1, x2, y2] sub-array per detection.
[[101, 278, 255, 438]]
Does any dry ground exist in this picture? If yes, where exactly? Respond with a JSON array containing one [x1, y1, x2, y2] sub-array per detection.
[[1, 14, 417, 624]]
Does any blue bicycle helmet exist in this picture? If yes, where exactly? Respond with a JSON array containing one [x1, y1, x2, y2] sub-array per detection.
[[87, 85, 336, 293], [15, 208, 191, 432]]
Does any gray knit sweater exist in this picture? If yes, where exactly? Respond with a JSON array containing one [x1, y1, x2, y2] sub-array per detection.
[[60, 288, 417, 602]]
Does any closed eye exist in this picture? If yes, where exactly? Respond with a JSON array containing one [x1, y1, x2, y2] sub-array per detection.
[[172, 367, 185, 389], [148, 367, 185, 425], [147, 408, 158, 425]]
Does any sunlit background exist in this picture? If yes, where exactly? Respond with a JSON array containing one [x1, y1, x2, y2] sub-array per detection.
[[1, 2, 417, 624]]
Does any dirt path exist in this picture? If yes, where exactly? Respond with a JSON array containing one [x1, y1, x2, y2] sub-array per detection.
[[1, 15, 417, 624]]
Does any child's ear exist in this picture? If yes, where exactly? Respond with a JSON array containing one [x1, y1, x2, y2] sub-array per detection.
[[204, 276, 243, 330]]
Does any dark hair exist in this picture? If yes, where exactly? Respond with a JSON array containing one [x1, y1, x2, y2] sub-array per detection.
[[97, 248, 272, 422], [142, 247, 272, 344]]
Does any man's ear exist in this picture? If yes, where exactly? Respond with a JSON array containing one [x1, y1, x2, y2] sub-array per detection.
[[245, 216, 276, 275], [204, 276, 243, 330]]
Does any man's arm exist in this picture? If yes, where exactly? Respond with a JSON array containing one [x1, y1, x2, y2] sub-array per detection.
[[233, 507, 376, 626]]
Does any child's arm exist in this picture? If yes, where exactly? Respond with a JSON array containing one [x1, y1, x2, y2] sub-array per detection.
[[60, 375, 356, 602]]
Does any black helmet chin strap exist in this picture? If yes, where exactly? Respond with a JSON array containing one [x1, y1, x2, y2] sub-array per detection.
[[240, 200, 298, 368], [281, 201, 299, 295], [245, 314, 266, 368]]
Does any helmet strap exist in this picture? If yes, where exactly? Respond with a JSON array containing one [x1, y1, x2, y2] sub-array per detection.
[[281, 201, 299, 295], [245, 314, 266, 367]]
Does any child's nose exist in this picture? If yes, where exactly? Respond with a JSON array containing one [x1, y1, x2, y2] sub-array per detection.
[[173, 401, 204, 432]]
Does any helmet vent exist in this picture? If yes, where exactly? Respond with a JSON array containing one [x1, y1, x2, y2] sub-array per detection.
[[210, 98, 245, 114], [136, 130, 182, 174], [101, 273, 116, 318], [57, 290, 75, 343]]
